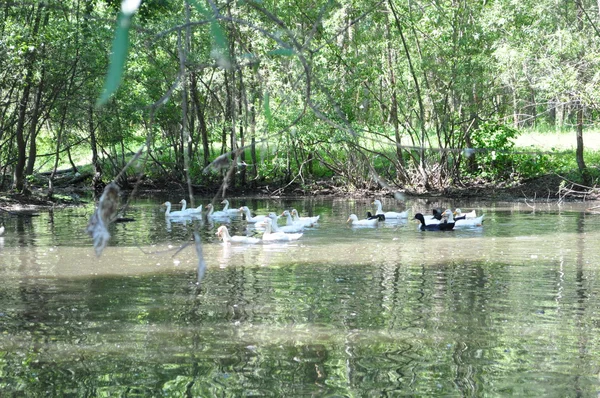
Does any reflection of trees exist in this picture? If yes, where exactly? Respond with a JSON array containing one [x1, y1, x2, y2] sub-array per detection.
[[4, 206, 600, 395], [573, 211, 588, 395]]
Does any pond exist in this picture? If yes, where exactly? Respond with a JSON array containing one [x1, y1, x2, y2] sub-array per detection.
[[1, 196, 600, 396]]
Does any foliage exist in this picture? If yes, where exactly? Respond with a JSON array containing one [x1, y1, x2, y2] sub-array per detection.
[[0, 0, 599, 194]]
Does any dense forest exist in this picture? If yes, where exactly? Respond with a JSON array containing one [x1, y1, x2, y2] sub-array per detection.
[[1, 0, 599, 198]]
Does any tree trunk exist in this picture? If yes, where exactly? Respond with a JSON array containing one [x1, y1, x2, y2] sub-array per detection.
[[48, 102, 69, 199], [192, 80, 210, 167], [25, 69, 45, 175], [388, 0, 429, 188], [89, 105, 104, 199], [13, 3, 43, 192], [250, 102, 258, 189], [576, 104, 589, 185], [575, 0, 589, 186], [238, 70, 247, 186]]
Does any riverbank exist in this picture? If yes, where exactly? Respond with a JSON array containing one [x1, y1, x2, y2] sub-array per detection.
[[1, 171, 597, 212]]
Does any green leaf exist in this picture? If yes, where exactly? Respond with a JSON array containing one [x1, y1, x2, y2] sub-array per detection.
[[267, 48, 294, 56], [96, 13, 131, 107]]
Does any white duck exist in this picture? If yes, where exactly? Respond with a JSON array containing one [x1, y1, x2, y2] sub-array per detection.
[[291, 209, 320, 226], [281, 210, 314, 228], [239, 206, 267, 223], [163, 201, 189, 217], [372, 199, 409, 219], [347, 214, 379, 227], [180, 199, 203, 215], [206, 203, 231, 220], [262, 218, 303, 241], [454, 212, 485, 227], [216, 225, 260, 244], [266, 212, 304, 233], [220, 199, 242, 217], [454, 209, 478, 220]]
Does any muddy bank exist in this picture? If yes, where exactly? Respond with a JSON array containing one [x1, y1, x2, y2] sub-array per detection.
[[0, 173, 596, 211]]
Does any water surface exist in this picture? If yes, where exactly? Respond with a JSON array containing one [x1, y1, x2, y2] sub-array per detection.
[[1, 197, 600, 396]]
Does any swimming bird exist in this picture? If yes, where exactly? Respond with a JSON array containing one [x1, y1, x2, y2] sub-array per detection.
[[266, 213, 304, 233], [216, 225, 260, 244], [282, 210, 316, 228], [281, 210, 305, 227], [262, 218, 303, 241], [454, 212, 485, 227], [366, 211, 385, 221], [206, 203, 231, 220], [290, 209, 320, 225], [414, 212, 455, 231], [454, 209, 478, 221], [372, 199, 409, 219], [180, 199, 203, 215], [0, 225, 4, 236], [239, 206, 267, 223], [429, 208, 444, 220], [220, 199, 243, 216], [162, 201, 189, 217], [347, 214, 379, 227]]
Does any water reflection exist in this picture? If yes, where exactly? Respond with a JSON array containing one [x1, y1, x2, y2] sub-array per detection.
[[1, 198, 600, 395]]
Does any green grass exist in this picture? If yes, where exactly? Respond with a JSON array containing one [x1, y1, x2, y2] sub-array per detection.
[[515, 129, 600, 151]]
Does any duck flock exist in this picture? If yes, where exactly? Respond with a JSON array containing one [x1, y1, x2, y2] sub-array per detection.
[[161, 198, 485, 245]]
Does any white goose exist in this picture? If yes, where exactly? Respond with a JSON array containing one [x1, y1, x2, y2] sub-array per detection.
[[239, 206, 267, 223], [347, 214, 379, 227], [216, 225, 260, 244], [372, 199, 409, 219], [180, 199, 203, 215], [266, 212, 304, 233], [220, 199, 242, 217], [262, 218, 303, 241], [291, 209, 320, 226], [163, 201, 189, 217]]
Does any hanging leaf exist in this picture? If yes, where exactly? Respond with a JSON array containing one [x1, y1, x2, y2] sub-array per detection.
[[264, 91, 272, 131], [189, 0, 230, 69], [96, 12, 132, 106]]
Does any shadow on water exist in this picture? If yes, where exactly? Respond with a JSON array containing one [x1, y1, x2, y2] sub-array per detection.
[[1, 197, 600, 395]]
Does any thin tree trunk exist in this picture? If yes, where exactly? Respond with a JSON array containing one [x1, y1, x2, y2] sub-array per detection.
[[48, 104, 69, 199], [239, 71, 247, 186], [384, 7, 406, 182], [576, 104, 589, 185], [575, 0, 589, 185], [89, 105, 104, 199], [13, 3, 43, 192], [388, 0, 429, 188], [25, 69, 45, 175], [250, 102, 257, 189]]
